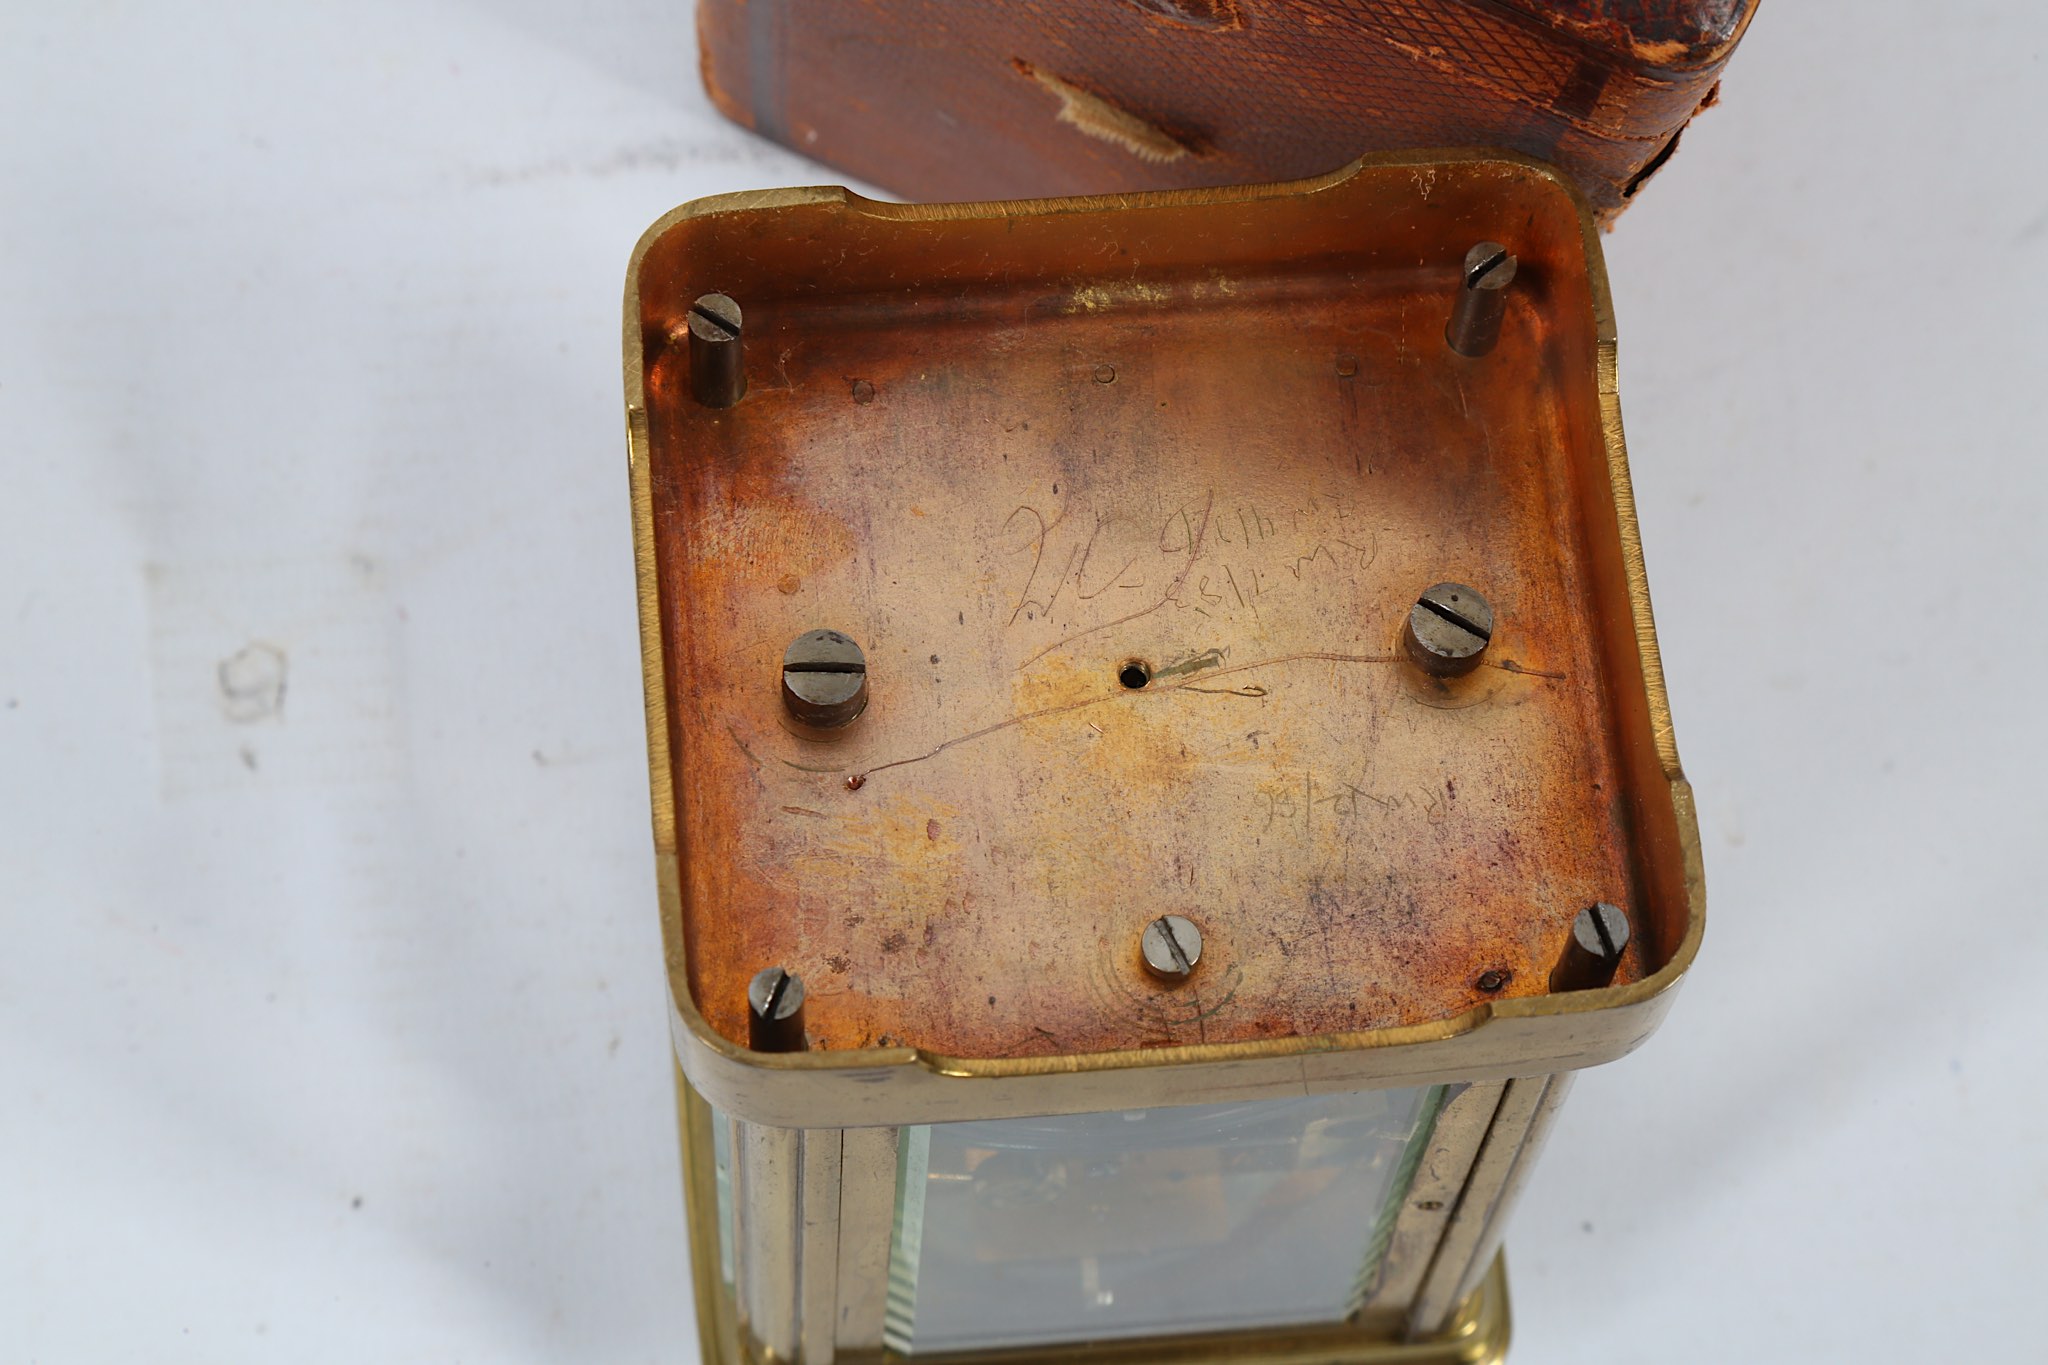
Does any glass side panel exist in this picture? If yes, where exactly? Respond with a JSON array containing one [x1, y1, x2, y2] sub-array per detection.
[[710, 1104, 735, 1288], [885, 1086, 1443, 1354]]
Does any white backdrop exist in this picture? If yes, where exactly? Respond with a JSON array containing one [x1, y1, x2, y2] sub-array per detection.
[[3, 3, 2042, 1361]]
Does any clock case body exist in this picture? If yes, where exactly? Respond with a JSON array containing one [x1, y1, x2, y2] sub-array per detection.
[[624, 152, 1702, 1364]]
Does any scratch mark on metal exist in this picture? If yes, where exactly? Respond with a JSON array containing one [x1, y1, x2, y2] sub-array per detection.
[[1003, 504, 1054, 626], [857, 647, 1558, 783], [727, 723, 763, 768], [1019, 490, 1214, 668], [1491, 658, 1565, 680], [1151, 646, 1227, 680], [1074, 512, 1141, 603]]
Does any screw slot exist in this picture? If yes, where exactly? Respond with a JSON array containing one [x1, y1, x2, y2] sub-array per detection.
[[1549, 903, 1631, 993], [1404, 582, 1494, 678], [782, 629, 869, 728], [1118, 661, 1151, 690], [1445, 242, 1517, 357], [1141, 915, 1204, 982], [747, 966, 807, 1052], [687, 291, 747, 408]]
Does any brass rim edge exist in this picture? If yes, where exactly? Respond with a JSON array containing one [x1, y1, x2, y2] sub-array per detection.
[[622, 149, 1591, 265]]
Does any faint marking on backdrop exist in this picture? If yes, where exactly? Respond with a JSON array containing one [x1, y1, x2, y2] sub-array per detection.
[[145, 554, 403, 798]]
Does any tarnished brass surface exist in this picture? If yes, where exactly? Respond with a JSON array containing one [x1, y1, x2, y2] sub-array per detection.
[[833, 1126, 901, 1354], [1358, 1080, 1506, 1326], [735, 1118, 801, 1360], [837, 1264, 1509, 1365], [1405, 1074, 1571, 1337], [627, 153, 1703, 1129]]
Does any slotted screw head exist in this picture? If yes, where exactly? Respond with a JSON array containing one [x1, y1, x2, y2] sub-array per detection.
[[747, 966, 807, 1052], [1461, 242, 1517, 292], [781, 629, 868, 728], [1404, 583, 1494, 677], [1445, 243, 1517, 357], [1140, 914, 1203, 982], [1570, 902, 1630, 967], [687, 292, 746, 408], [749, 966, 804, 1021], [688, 292, 742, 343], [1549, 902, 1632, 994]]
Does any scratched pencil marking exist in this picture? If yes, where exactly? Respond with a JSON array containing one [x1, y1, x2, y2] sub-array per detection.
[[851, 649, 1565, 783], [726, 723, 763, 768], [781, 757, 851, 773], [1018, 490, 1214, 668], [1491, 658, 1565, 680]]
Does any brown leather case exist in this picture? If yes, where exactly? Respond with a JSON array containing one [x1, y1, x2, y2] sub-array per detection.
[[697, 0, 1754, 222]]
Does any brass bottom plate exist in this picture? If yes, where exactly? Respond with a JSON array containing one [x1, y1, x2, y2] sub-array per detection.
[[628, 158, 1704, 1134], [632, 159, 1690, 1071]]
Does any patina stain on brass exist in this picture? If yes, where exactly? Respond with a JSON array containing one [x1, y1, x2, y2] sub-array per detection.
[[630, 157, 1695, 1075]]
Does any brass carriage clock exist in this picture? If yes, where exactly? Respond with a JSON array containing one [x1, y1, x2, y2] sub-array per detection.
[[624, 152, 1701, 1364]]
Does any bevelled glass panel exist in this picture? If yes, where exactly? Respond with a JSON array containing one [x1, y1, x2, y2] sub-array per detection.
[[710, 1104, 735, 1287], [884, 1086, 1443, 1353]]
